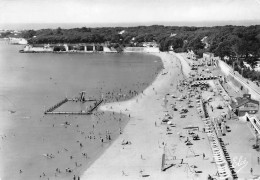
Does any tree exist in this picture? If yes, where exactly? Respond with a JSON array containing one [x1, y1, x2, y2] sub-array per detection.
[[228, 35, 241, 62], [22, 30, 36, 39], [214, 41, 231, 59], [56, 27, 62, 35], [246, 56, 258, 68]]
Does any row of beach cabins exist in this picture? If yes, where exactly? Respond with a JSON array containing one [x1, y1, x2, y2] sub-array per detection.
[[188, 52, 260, 178], [194, 83, 237, 179]]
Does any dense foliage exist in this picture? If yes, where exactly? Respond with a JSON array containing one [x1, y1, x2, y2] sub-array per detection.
[[18, 25, 259, 57]]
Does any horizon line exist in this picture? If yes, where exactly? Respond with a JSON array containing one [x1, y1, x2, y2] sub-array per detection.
[[1, 20, 260, 30]]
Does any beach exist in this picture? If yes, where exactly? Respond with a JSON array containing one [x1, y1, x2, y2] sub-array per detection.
[[81, 52, 218, 179], [1, 46, 259, 179]]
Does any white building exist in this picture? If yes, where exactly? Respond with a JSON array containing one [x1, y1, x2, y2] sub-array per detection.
[[9, 38, 28, 45], [103, 47, 117, 53], [118, 30, 125, 35], [23, 44, 53, 52], [187, 50, 196, 60], [203, 52, 218, 66], [142, 41, 158, 47], [124, 47, 159, 53], [170, 33, 177, 37], [243, 61, 253, 70], [201, 36, 210, 49], [254, 61, 260, 72]]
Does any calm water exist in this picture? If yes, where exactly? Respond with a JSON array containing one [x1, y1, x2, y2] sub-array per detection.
[[1, 21, 260, 30], [0, 41, 163, 180]]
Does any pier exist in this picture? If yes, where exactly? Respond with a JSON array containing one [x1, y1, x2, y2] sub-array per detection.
[[44, 111, 91, 115], [44, 98, 68, 113], [89, 99, 103, 112]]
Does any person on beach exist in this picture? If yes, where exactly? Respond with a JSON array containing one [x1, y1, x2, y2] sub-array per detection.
[[122, 171, 127, 176]]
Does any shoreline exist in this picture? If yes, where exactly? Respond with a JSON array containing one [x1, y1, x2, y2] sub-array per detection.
[[80, 52, 173, 179], [81, 52, 217, 179], [0, 45, 163, 180]]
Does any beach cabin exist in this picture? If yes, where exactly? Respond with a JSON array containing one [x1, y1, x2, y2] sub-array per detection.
[[231, 94, 259, 116]]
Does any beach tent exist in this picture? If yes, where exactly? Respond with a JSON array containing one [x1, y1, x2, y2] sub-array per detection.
[[167, 121, 173, 125]]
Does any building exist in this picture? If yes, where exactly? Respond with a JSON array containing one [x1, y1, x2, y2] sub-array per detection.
[[141, 41, 158, 47], [202, 52, 219, 66], [168, 45, 174, 51], [103, 46, 117, 53], [123, 47, 159, 53], [187, 50, 196, 60], [23, 44, 53, 52], [201, 36, 210, 49], [9, 38, 28, 45], [243, 61, 253, 70], [118, 30, 125, 35], [203, 52, 214, 65], [254, 61, 260, 72], [170, 33, 177, 37], [231, 94, 259, 116]]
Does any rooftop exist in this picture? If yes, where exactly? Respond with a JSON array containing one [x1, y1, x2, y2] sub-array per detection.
[[230, 94, 259, 109]]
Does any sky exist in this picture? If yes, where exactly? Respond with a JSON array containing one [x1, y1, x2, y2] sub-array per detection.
[[0, 0, 260, 27]]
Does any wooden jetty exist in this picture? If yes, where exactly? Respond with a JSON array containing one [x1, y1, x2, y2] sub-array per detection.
[[45, 98, 68, 113], [44, 111, 91, 115], [89, 99, 103, 112]]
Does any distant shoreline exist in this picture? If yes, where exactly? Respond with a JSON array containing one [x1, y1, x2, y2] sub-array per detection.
[[19, 44, 160, 53], [1, 20, 260, 30]]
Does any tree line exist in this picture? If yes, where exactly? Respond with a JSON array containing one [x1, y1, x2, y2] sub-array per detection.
[[18, 25, 259, 57]]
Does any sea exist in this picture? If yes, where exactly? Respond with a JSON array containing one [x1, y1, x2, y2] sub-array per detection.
[[1, 20, 260, 30], [0, 41, 163, 180]]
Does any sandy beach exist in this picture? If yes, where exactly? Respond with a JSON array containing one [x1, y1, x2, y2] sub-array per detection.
[[81, 52, 218, 179]]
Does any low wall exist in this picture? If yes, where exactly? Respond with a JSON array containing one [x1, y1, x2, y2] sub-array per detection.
[[218, 60, 260, 101], [218, 60, 232, 76], [123, 47, 160, 53], [103, 47, 117, 53], [244, 113, 260, 136]]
